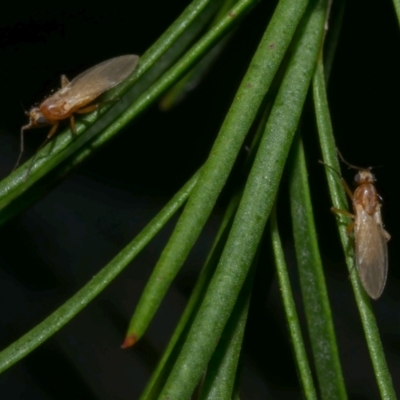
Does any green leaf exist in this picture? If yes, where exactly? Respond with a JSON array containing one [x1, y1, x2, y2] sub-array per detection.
[[0, 169, 200, 373], [2, 0, 396, 397], [288, 135, 347, 399], [270, 203, 318, 400], [156, 0, 328, 397], [198, 263, 253, 400], [139, 189, 241, 399], [313, 52, 397, 400], [126, 0, 310, 345]]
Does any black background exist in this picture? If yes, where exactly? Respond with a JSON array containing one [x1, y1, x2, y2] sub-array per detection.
[[0, 0, 399, 399]]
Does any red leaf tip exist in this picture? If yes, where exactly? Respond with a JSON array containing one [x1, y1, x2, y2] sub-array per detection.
[[121, 334, 138, 349]]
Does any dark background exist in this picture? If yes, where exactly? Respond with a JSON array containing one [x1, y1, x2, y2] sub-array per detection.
[[0, 0, 399, 399]]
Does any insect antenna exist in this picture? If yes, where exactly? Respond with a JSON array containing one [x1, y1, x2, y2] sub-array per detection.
[[318, 159, 354, 202], [12, 126, 28, 172], [336, 148, 371, 171], [12, 102, 30, 171], [318, 159, 343, 179]]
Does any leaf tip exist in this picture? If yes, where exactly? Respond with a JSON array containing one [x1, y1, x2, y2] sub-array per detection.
[[121, 333, 138, 349]]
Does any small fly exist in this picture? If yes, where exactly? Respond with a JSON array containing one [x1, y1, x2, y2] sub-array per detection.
[[16, 54, 140, 170], [328, 152, 390, 299]]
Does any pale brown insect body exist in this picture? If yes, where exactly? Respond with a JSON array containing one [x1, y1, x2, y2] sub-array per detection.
[[334, 167, 390, 299], [16, 54, 140, 169]]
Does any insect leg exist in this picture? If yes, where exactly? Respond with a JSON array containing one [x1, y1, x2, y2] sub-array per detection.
[[70, 104, 100, 132], [383, 229, 391, 241], [331, 207, 355, 237], [75, 104, 99, 114], [69, 116, 77, 134], [47, 122, 60, 139], [340, 178, 354, 200], [76, 95, 120, 116], [346, 221, 355, 235], [331, 207, 353, 218], [331, 208, 357, 280]]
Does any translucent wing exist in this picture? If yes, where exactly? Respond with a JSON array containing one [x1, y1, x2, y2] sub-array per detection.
[[60, 55, 139, 107], [354, 208, 388, 299]]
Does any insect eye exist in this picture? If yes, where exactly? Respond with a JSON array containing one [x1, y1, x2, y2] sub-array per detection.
[[354, 173, 361, 184], [37, 115, 47, 124]]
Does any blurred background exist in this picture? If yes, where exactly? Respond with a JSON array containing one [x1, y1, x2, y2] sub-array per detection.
[[0, 0, 399, 398]]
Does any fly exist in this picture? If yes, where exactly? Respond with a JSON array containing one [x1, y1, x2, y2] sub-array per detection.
[[16, 54, 140, 170], [329, 153, 390, 299]]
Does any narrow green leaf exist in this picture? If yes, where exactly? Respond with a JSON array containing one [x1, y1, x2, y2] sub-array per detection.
[[288, 135, 347, 400], [139, 191, 241, 399], [313, 56, 397, 399], [391, 0, 400, 26], [160, 0, 239, 110], [157, 0, 327, 397], [0, 169, 200, 373], [198, 263, 253, 400], [126, 0, 310, 344], [323, 0, 345, 84], [270, 204, 318, 400]]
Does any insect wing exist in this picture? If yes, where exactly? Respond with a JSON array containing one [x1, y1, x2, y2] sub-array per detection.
[[62, 55, 139, 106], [354, 207, 388, 299]]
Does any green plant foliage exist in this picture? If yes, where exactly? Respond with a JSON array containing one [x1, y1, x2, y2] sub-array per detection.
[[0, 0, 397, 398]]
